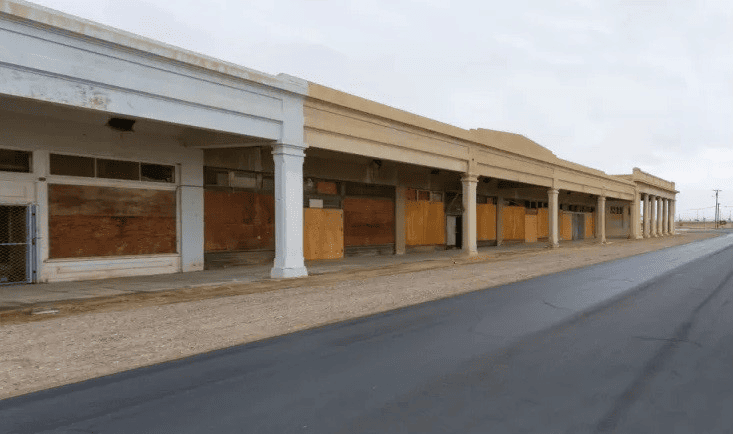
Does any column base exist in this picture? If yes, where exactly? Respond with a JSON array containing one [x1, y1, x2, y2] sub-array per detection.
[[461, 248, 478, 257], [549, 242, 559, 248], [270, 266, 308, 279]]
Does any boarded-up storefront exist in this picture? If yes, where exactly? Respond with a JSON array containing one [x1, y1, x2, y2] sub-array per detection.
[[537, 208, 549, 239], [342, 182, 395, 255], [48, 184, 176, 258], [560, 211, 572, 241], [405, 189, 445, 246], [477, 203, 496, 241], [304, 208, 343, 260], [585, 214, 595, 239], [524, 211, 538, 242], [204, 190, 274, 252], [501, 206, 526, 241]]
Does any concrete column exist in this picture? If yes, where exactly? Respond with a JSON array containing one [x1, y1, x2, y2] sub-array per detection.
[[662, 199, 669, 235], [670, 200, 676, 234], [597, 196, 606, 243], [548, 189, 559, 248], [642, 194, 650, 238], [270, 143, 308, 279], [656, 196, 663, 236], [180, 149, 205, 272], [650, 195, 657, 237], [395, 186, 406, 255], [461, 174, 478, 256], [496, 196, 504, 247], [631, 192, 641, 239]]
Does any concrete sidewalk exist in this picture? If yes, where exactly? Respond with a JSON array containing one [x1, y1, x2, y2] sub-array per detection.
[[1, 239, 603, 311]]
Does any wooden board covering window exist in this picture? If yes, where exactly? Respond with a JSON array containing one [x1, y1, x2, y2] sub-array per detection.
[[304, 208, 343, 260], [405, 201, 445, 246], [524, 215, 538, 242], [48, 184, 176, 258], [343, 197, 394, 246], [477, 203, 496, 241], [537, 208, 549, 238], [561, 211, 573, 240], [501, 206, 526, 240], [204, 190, 274, 252], [585, 214, 595, 239]]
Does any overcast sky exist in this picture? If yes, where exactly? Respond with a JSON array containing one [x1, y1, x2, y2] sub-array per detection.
[[31, 0, 733, 220]]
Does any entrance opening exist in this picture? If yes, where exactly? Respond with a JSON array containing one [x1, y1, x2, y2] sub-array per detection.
[[0, 205, 34, 284]]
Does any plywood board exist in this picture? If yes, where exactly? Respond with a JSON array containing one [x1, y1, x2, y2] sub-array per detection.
[[304, 208, 344, 260], [585, 213, 595, 239], [405, 200, 445, 246], [537, 208, 549, 238], [204, 190, 275, 252], [477, 203, 497, 240], [343, 197, 394, 246], [524, 215, 538, 242], [561, 211, 572, 241], [48, 184, 176, 259], [501, 206, 526, 240]]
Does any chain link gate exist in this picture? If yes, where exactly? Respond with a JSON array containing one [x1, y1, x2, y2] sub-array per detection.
[[0, 205, 35, 285]]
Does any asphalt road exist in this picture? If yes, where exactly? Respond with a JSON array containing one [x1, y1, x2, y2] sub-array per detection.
[[3, 233, 733, 433]]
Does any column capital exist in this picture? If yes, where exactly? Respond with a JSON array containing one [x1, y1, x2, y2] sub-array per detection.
[[461, 173, 479, 183], [272, 142, 308, 157], [548, 188, 560, 196]]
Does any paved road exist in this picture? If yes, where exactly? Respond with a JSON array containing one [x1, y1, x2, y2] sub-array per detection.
[[3, 233, 733, 433]]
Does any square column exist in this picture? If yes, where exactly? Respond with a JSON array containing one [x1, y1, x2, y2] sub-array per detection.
[[461, 174, 478, 256], [642, 194, 650, 238], [548, 189, 559, 248], [596, 195, 606, 243], [650, 195, 657, 237], [656, 196, 663, 236], [662, 199, 669, 235], [271, 143, 308, 279]]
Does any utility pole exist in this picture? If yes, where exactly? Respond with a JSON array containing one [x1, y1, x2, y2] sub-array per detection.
[[713, 189, 722, 229]]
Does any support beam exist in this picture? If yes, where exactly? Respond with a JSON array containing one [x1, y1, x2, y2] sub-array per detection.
[[597, 195, 606, 243], [656, 196, 663, 236], [670, 200, 676, 234], [643, 194, 650, 238], [662, 199, 669, 235], [652, 197, 656, 235], [548, 189, 559, 248], [461, 174, 479, 256], [270, 143, 308, 279], [631, 191, 641, 239]]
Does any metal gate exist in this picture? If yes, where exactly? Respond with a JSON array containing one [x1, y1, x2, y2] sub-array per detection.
[[0, 205, 35, 285], [572, 212, 585, 240]]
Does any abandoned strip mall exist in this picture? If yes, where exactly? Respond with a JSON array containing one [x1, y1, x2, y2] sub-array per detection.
[[0, 0, 678, 284]]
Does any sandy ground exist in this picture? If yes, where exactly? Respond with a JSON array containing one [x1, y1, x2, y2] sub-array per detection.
[[0, 232, 719, 400]]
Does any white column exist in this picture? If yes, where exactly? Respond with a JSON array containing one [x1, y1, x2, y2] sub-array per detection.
[[461, 174, 478, 256], [670, 200, 676, 234], [270, 143, 308, 279], [656, 196, 663, 236], [597, 196, 606, 243], [631, 191, 641, 239], [642, 193, 650, 238], [180, 151, 205, 272], [662, 199, 669, 235], [650, 195, 657, 237], [548, 189, 559, 248]]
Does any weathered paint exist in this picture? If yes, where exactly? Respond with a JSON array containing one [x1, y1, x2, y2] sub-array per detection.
[[303, 208, 343, 260]]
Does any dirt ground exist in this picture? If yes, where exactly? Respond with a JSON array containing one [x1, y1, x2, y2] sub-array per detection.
[[0, 232, 720, 400]]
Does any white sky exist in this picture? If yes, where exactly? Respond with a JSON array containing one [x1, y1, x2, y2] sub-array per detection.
[[30, 0, 733, 220]]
